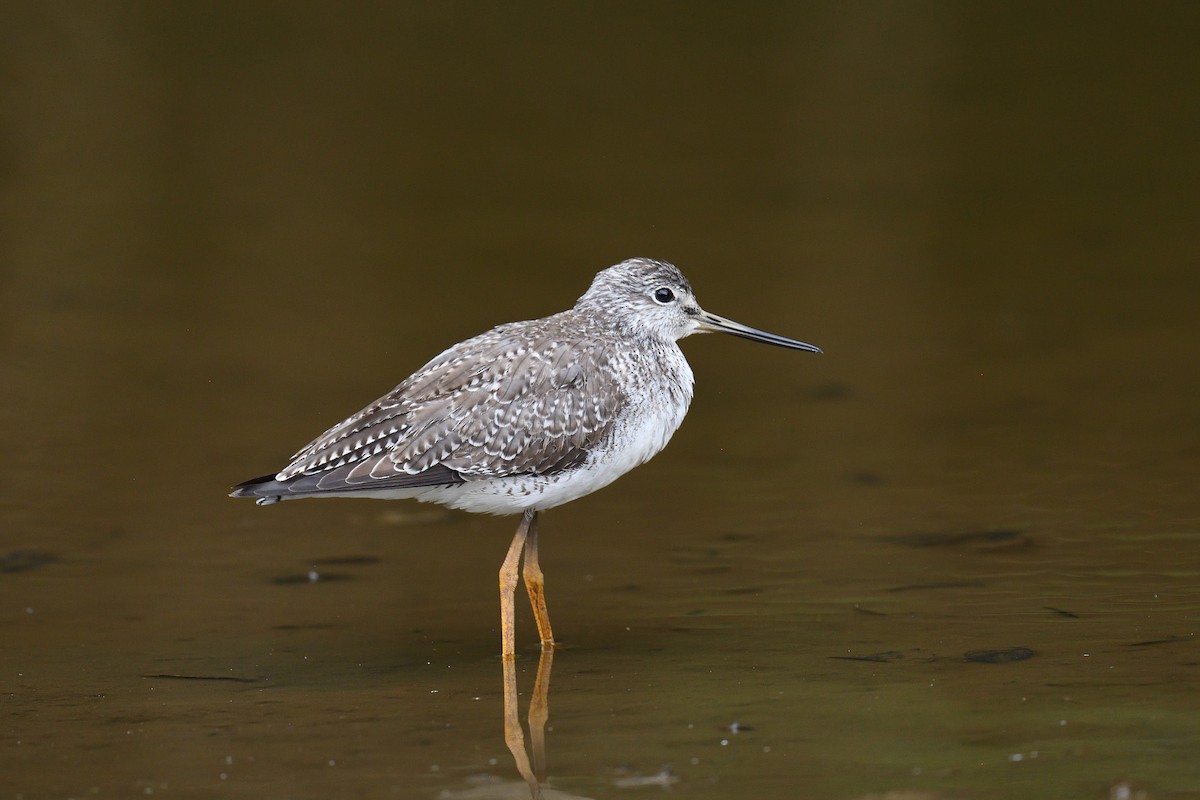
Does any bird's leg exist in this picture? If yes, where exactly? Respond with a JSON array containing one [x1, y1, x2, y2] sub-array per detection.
[[499, 511, 534, 659], [520, 510, 555, 649]]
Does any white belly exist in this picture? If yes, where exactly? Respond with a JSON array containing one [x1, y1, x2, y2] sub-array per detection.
[[409, 380, 693, 514], [307, 347, 696, 515]]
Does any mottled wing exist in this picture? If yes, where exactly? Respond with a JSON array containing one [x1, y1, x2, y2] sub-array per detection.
[[265, 318, 624, 495]]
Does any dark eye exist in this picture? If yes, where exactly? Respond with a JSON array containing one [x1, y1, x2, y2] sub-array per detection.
[[653, 287, 675, 304]]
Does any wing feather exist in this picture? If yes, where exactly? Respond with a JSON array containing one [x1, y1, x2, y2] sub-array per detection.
[[268, 314, 625, 496]]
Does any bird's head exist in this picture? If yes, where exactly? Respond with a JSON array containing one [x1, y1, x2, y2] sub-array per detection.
[[577, 258, 822, 353]]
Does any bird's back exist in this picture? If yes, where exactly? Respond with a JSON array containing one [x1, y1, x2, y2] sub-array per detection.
[[231, 307, 693, 509]]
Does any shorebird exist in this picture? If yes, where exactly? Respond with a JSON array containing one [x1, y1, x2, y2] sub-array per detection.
[[231, 258, 820, 656]]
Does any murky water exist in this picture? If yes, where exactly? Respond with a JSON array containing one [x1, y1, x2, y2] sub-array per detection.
[[3, 4, 1199, 799]]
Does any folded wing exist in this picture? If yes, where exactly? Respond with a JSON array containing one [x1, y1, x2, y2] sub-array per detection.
[[234, 318, 625, 500]]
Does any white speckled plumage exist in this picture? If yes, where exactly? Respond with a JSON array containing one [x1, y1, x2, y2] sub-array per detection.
[[233, 260, 709, 510], [231, 257, 820, 654]]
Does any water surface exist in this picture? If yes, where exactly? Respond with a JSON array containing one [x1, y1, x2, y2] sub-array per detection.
[[3, 4, 1198, 799]]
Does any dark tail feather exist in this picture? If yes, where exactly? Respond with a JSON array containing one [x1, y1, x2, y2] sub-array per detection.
[[229, 474, 286, 505], [230, 462, 465, 505]]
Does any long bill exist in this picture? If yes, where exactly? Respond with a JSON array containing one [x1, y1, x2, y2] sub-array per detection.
[[696, 310, 822, 352]]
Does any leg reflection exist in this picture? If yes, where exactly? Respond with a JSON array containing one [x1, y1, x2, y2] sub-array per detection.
[[502, 646, 554, 800], [528, 646, 553, 778]]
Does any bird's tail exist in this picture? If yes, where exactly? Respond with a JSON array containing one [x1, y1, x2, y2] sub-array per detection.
[[229, 474, 284, 505]]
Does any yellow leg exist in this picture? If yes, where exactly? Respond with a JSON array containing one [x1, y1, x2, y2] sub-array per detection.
[[498, 511, 532, 659], [521, 510, 555, 649]]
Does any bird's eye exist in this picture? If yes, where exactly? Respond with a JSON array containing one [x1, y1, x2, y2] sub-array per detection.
[[653, 287, 675, 304]]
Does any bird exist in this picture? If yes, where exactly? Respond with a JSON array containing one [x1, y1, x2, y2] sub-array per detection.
[[230, 258, 821, 657]]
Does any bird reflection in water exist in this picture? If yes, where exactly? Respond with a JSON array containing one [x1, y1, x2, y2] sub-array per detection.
[[503, 648, 553, 799], [439, 647, 580, 800], [442, 649, 675, 799]]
